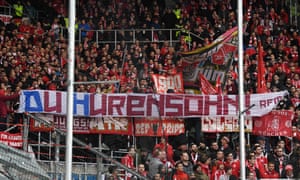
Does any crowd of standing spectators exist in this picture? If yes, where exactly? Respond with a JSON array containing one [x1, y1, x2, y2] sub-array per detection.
[[0, 0, 300, 179]]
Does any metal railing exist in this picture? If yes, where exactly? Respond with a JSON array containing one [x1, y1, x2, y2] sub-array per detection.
[[0, 142, 50, 180], [77, 28, 181, 47], [25, 113, 147, 180], [37, 149, 131, 180], [0, 5, 11, 15]]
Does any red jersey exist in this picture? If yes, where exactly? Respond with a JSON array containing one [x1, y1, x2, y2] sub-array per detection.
[[121, 154, 135, 180], [173, 170, 189, 180], [224, 159, 240, 177]]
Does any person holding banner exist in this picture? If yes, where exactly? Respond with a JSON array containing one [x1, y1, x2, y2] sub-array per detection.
[[0, 83, 20, 131]]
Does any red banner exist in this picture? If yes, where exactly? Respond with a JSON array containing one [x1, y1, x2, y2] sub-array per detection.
[[199, 73, 217, 94], [252, 110, 294, 136], [30, 114, 132, 135], [211, 48, 225, 65], [151, 73, 184, 94], [202, 116, 253, 132], [0, 132, 23, 148], [134, 118, 185, 136], [0, 14, 12, 24]]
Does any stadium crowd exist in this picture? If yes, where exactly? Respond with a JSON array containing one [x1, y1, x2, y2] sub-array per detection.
[[0, 0, 300, 179]]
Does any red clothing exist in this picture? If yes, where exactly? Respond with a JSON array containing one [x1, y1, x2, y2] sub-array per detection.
[[212, 169, 225, 180], [246, 161, 258, 180], [154, 143, 174, 163], [173, 170, 189, 180], [199, 162, 211, 179], [19, 24, 32, 34], [292, 79, 300, 88], [255, 155, 268, 169], [121, 154, 135, 180], [0, 93, 19, 117], [224, 160, 240, 178], [259, 166, 280, 179]]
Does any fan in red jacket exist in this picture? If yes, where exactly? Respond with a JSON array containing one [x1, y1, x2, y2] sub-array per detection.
[[0, 86, 20, 131], [121, 146, 136, 180], [258, 161, 280, 179], [153, 137, 174, 164], [172, 161, 189, 180], [224, 152, 240, 178]]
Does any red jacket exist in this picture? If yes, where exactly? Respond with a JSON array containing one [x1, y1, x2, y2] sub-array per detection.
[[199, 162, 211, 179], [121, 154, 135, 180], [258, 164, 280, 179], [0, 93, 19, 117], [224, 159, 240, 178], [173, 170, 189, 180], [154, 143, 174, 163], [121, 154, 135, 169], [259, 169, 280, 179]]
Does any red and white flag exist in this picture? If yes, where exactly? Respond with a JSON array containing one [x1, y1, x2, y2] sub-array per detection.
[[253, 110, 294, 136], [199, 73, 217, 95]]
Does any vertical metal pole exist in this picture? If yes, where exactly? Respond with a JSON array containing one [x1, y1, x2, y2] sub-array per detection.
[[97, 134, 103, 180], [66, 0, 76, 179], [237, 0, 246, 179], [49, 131, 52, 159], [96, 30, 99, 46], [55, 133, 60, 180], [22, 114, 29, 151], [38, 131, 41, 160]]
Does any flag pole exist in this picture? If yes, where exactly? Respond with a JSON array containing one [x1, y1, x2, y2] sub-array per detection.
[[65, 0, 76, 179], [237, 0, 246, 179]]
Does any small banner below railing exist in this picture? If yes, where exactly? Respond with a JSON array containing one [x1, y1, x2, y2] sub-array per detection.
[[0, 132, 23, 148], [30, 114, 132, 135]]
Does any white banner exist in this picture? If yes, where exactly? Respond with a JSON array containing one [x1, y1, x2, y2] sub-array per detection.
[[152, 73, 184, 94], [202, 116, 253, 132], [18, 90, 287, 117]]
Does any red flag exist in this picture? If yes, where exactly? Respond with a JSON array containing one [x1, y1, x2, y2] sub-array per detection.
[[222, 43, 237, 53], [253, 110, 294, 136], [215, 75, 223, 95], [211, 48, 225, 65], [257, 41, 268, 93], [199, 73, 217, 95], [245, 47, 256, 56]]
